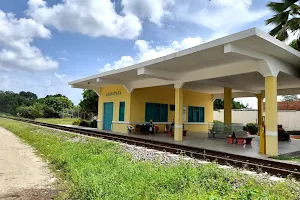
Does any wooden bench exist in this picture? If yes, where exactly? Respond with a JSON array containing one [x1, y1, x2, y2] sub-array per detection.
[[227, 131, 255, 144]]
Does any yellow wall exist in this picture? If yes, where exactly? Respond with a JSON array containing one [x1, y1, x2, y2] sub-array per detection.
[[98, 85, 131, 133], [183, 90, 213, 132], [131, 86, 175, 122], [113, 123, 128, 133], [97, 85, 213, 134], [97, 121, 103, 130], [130, 86, 175, 131], [130, 86, 213, 132]]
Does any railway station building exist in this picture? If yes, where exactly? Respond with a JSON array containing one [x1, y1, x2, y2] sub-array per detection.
[[69, 28, 300, 156]]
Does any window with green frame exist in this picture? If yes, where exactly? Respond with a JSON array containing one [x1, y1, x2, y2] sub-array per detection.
[[119, 102, 125, 121], [188, 106, 204, 122], [145, 102, 168, 122]]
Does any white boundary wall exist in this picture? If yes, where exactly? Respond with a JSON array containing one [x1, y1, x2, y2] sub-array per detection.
[[213, 110, 300, 131]]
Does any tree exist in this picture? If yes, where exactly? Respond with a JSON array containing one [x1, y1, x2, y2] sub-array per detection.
[[31, 102, 44, 118], [0, 90, 76, 119], [0, 91, 38, 115], [214, 99, 248, 110], [39, 94, 74, 118], [232, 100, 248, 109], [0, 91, 18, 114], [213, 99, 224, 109], [266, 0, 300, 49], [19, 91, 38, 106], [282, 94, 299, 101], [290, 39, 300, 50], [79, 90, 98, 115]]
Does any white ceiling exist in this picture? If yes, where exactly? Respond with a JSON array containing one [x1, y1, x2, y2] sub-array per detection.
[[182, 72, 300, 96]]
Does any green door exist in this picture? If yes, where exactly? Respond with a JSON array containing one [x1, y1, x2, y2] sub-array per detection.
[[103, 102, 113, 131]]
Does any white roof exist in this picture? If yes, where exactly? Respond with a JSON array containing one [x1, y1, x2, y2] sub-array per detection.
[[69, 27, 300, 98]]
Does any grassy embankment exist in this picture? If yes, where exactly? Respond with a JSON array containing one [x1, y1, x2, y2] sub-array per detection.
[[272, 155, 300, 162], [36, 118, 79, 125], [0, 118, 299, 199]]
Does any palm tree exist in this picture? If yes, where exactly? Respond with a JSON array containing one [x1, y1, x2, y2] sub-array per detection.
[[266, 0, 300, 48], [290, 39, 300, 50]]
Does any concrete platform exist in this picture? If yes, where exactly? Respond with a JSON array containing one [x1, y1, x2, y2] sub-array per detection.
[[60, 125, 300, 159], [122, 132, 300, 159]]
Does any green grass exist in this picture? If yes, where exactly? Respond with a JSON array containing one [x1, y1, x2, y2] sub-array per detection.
[[0, 112, 12, 117], [36, 118, 79, 125], [272, 155, 300, 162], [0, 118, 299, 200]]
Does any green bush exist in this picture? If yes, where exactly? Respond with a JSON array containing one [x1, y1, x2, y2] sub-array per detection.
[[16, 102, 44, 119], [213, 120, 223, 123], [76, 119, 97, 128], [89, 119, 97, 128], [31, 102, 44, 118], [43, 106, 60, 118], [245, 123, 258, 135], [79, 120, 89, 127], [72, 119, 81, 126], [16, 106, 36, 119]]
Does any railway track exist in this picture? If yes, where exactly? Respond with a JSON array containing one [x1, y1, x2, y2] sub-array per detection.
[[1, 115, 300, 179]]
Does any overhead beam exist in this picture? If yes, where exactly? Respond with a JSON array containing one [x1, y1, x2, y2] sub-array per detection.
[[71, 83, 100, 89], [123, 84, 135, 93], [224, 43, 261, 61], [201, 80, 261, 94], [137, 67, 179, 81], [277, 88, 300, 96], [129, 78, 174, 89], [95, 77, 125, 85], [71, 84, 101, 96], [213, 92, 256, 99], [224, 43, 300, 78]]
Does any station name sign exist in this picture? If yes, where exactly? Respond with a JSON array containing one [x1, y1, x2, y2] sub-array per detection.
[[106, 91, 122, 96]]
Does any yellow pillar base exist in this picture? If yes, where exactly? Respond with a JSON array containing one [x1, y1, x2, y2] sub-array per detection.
[[174, 126, 183, 141], [266, 135, 278, 156]]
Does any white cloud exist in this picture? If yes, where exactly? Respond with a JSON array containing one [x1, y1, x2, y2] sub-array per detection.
[[101, 56, 135, 72], [234, 97, 257, 109], [122, 0, 175, 26], [59, 57, 69, 61], [23, 0, 269, 42], [99, 36, 202, 72], [26, 0, 142, 39], [54, 72, 66, 79], [285, 30, 300, 45], [0, 10, 58, 71], [174, 0, 269, 33]]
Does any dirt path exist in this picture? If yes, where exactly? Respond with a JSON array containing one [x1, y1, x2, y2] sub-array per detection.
[[0, 127, 57, 199]]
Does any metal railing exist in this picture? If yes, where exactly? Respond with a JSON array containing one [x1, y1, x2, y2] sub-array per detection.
[[208, 122, 244, 137]]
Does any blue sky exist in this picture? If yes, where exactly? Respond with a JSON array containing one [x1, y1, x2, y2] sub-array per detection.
[[0, 0, 279, 106]]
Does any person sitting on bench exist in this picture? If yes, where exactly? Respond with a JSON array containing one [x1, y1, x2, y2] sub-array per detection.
[[278, 125, 290, 141]]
